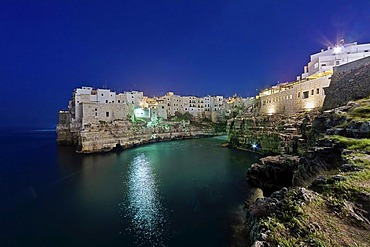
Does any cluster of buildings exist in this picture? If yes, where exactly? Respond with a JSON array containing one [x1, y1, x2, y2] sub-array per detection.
[[60, 40, 370, 128], [62, 86, 255, 128], [258, 41, 370, 115]]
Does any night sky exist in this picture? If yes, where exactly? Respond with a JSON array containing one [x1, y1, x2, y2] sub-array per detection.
[[1, 0, 370, 128]]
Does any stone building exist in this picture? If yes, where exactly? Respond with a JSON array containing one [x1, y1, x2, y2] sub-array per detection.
[[61, 86, 246, 131], [258, 41, 370, 115]]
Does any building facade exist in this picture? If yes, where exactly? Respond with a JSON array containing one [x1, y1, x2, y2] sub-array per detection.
[[64, 86, 251, 129], [258, 41, 370, 115]]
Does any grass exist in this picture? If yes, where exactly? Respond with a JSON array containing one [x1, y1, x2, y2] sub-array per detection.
[[249, 97, 370, 246], [326, 135, 370, 153], [262, 192, 370, 246], [350, 105, 370, 119], [259, 149, 370, 246]]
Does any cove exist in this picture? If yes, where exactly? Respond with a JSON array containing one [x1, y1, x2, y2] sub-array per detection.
[[0, 130, 261, 247]]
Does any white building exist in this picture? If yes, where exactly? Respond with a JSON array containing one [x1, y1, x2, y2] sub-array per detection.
[[302, 41, 370, 79], [66, 86, 251, 127]]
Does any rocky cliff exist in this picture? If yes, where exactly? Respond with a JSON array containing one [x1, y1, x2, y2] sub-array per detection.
[[238, 98, 370, 246], [227, 111, 319, 155], [57, 119, 222, 153]]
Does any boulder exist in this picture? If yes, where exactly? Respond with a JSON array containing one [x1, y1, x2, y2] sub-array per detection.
[[247, 155, 301, 192]]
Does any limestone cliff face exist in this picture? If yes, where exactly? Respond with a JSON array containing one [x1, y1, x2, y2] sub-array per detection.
[[227, 112, 319, 155], [57, 119, 219, 153]]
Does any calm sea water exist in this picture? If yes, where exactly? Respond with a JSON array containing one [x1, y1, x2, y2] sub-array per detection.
[[0, 128, 260, 247]]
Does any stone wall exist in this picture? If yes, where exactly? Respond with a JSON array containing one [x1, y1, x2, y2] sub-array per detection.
[[323, 56, 370, 110], [81, 102, 129, 126], [259, 76, 330, 115]]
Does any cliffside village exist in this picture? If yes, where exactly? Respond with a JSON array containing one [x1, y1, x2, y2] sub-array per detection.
[[59, 41, 370, 130], [59, 87, 255, 129]]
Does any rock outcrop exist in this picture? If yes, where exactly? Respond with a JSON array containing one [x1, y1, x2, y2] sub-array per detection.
[[227, 112, 319, 155], [247, 155, 300, 193], [240, 98, 370, 246]]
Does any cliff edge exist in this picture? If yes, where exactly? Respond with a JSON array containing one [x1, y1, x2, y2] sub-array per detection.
[[244, 98, 370, 246], [57, 116, 225, 153]]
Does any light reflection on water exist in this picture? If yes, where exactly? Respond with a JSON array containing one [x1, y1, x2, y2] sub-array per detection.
[[121, 153, 169, 246]]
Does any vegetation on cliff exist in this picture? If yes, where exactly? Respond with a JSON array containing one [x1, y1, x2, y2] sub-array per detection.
[[236, 97, 370, 247]]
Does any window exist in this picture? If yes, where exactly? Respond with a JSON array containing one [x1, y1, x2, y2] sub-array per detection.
[[316, 88, 320, 94], [321, 63, 326, 67], [118, 100, 120, 103], [365, 50, 369, 52], [95, 112, 97, 117], [298, 92, 300, 98], [106, 112, 109, 117], [290, 95, 292, 99], [336, 61, 340, 65], [311, 89, 314, 95], [101, 94, 103, 96], [314, 63, 318, 69], [95, 108, 97, 111], [106, 100, 108, 103], [303, 91, 309, 99]]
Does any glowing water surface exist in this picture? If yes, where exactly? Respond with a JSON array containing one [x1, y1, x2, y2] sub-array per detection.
[[121, 153, 169, 246], [0, 130, 260, 246]]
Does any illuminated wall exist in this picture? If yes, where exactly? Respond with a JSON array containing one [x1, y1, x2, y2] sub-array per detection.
[[259, 75, 331, 115]]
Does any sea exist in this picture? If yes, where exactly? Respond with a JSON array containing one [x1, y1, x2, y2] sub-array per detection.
[[0, 128, 260, 247]]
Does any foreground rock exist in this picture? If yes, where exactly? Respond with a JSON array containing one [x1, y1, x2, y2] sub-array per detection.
[[239, 98, 370, 246], [247, 156, 300, 193]]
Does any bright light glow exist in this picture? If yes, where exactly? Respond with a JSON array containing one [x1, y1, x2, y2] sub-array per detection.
[[252, 144, 257, 149], [304, 102, 315, 111], [134, 108, 144, 115], [267, 106, 275, 115], [333, 46, 342, 54]]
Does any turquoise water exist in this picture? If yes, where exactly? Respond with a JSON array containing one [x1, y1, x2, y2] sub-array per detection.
[[0, 130, 260, 246]]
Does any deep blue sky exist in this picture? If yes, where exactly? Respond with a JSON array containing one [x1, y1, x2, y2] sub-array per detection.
[[1, 0, 370, 128]]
